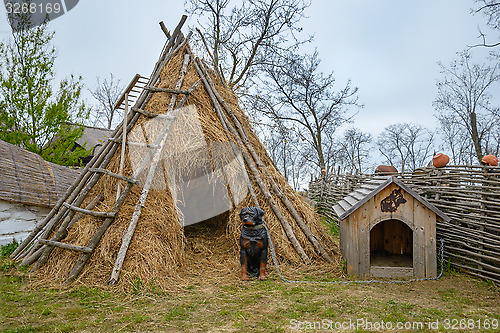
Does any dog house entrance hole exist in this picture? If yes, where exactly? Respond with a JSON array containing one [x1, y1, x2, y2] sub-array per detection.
[[370, 219, 413, 269]]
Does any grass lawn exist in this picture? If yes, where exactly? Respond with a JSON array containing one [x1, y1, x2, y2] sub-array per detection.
[[1, 253, 499, 333]]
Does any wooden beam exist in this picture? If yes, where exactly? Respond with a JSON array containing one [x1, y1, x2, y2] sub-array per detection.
[[159, 21, 171, 38], [109, 54, 192, 286], [89, 168, 137, 184], [143, 86, 192, 94], [191, 55, 310, 263], [62, 203, 116, 218], [197, 59, 335, 263], [131, 107, 158, 118], [38, 239, 92, 253], [113, 74, 141, 110]]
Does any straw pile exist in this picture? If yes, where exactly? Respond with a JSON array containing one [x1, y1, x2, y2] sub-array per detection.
[[34, 44, 340, 290]]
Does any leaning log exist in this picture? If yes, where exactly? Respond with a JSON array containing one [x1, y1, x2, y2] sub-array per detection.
[[197, 60, 333, 263], [192, 55, 310, 263]]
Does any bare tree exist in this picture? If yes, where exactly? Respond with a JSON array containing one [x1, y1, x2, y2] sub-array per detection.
[[186, 0, 311, 91], [472, 0, 500, 48], [438, 113, 476, 165], [89, 74, 123, 129], [377, 123, 435, 172], [263, 121, 305, 190], [251, 50, 360, 172], [433, 51, 500, 162], [336, 128, 372, 175]]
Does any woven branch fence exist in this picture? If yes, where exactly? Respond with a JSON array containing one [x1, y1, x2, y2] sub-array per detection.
[[308, 165, 500, 285]]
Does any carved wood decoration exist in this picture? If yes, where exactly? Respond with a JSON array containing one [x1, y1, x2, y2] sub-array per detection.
[[380, 188, 407, 212]]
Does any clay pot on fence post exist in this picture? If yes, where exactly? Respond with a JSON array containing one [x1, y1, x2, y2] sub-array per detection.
[[433, 153, 449, 168], [481, 155, 498, 166], [374, 165, 398, 175]]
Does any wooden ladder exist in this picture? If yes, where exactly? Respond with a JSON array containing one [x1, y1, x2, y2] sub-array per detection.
[[18, 72, 150, 271], [66, 107, 182, 284], [11, 16, 195, 284]]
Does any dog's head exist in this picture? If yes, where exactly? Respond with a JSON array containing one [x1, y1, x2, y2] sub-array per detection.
[[239, 207, 265, 227]]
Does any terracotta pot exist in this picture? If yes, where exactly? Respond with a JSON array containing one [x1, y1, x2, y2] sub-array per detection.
[[481, 155, 498, 166], [433, 153, 449, 168], [375, 165, 397, 174]]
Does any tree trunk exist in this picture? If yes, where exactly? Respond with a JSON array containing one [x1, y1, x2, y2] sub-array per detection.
[[470, 111, 483, 162]]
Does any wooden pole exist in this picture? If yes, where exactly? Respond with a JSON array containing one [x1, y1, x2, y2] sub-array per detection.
[[27, 194, 103, 271], [17, 113, 138, 263], [132, 16, 188, 115], [109, 53, 191, 285], [109, 110, 180, 285], [159, 21, 171, 38], [20, 16, 190, 272], [191, 56, 310, 263], [66, 108, 185, 283], [116, 92, 129, 201], [197, 60, 333, 263]]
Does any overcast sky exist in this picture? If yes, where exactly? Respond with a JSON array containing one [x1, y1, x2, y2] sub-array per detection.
[[0, 0, 497, 138]]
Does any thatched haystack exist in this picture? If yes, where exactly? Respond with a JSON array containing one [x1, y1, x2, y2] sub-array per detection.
[[12, 17, 340, 290]]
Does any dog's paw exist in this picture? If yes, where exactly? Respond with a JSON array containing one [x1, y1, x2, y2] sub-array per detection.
[[258, 275, 267, 281], [241, 275, 250, 281]]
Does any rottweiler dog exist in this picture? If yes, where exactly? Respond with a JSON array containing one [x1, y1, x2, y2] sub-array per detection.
[[239, 207, 268, 281]]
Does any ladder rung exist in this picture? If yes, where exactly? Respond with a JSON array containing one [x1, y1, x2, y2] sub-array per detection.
[[113, 74, 142, 110], [107, 137, 159, 149], [38, 239, 93, 253], [132, 107, 158, 118], [156, 113, 177, 120], [131, 108, 177, 120], [127, 142, 160, 149], [143, 86, 192, 94], [89, 168, 137, 184], [63, 202, 116, 218]]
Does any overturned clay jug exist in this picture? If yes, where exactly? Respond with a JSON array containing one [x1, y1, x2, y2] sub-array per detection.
[[481, 154, 498, 166], [433, 153, 450, 168]]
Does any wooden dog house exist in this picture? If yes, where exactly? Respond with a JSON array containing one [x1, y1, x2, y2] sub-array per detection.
[[333, 176, 449, 278]]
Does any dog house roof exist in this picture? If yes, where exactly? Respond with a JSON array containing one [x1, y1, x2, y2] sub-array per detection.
[[333, 175, 450, 221]]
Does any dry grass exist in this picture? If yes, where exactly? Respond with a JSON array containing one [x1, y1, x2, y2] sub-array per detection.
[[2, 257, 499, 332]]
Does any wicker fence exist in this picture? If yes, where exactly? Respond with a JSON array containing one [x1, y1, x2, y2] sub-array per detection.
[[308, 165, 500, 285]]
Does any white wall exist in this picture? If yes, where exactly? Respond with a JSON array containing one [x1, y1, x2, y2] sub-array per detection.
[[0, 200, 50, 246]]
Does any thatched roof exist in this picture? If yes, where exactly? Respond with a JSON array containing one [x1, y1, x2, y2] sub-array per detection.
[[76, 125, 113, 155], [0, 139, 79, 208]]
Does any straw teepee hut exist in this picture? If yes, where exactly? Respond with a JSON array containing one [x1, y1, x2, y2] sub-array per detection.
[[11, 16, 338, 289]]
